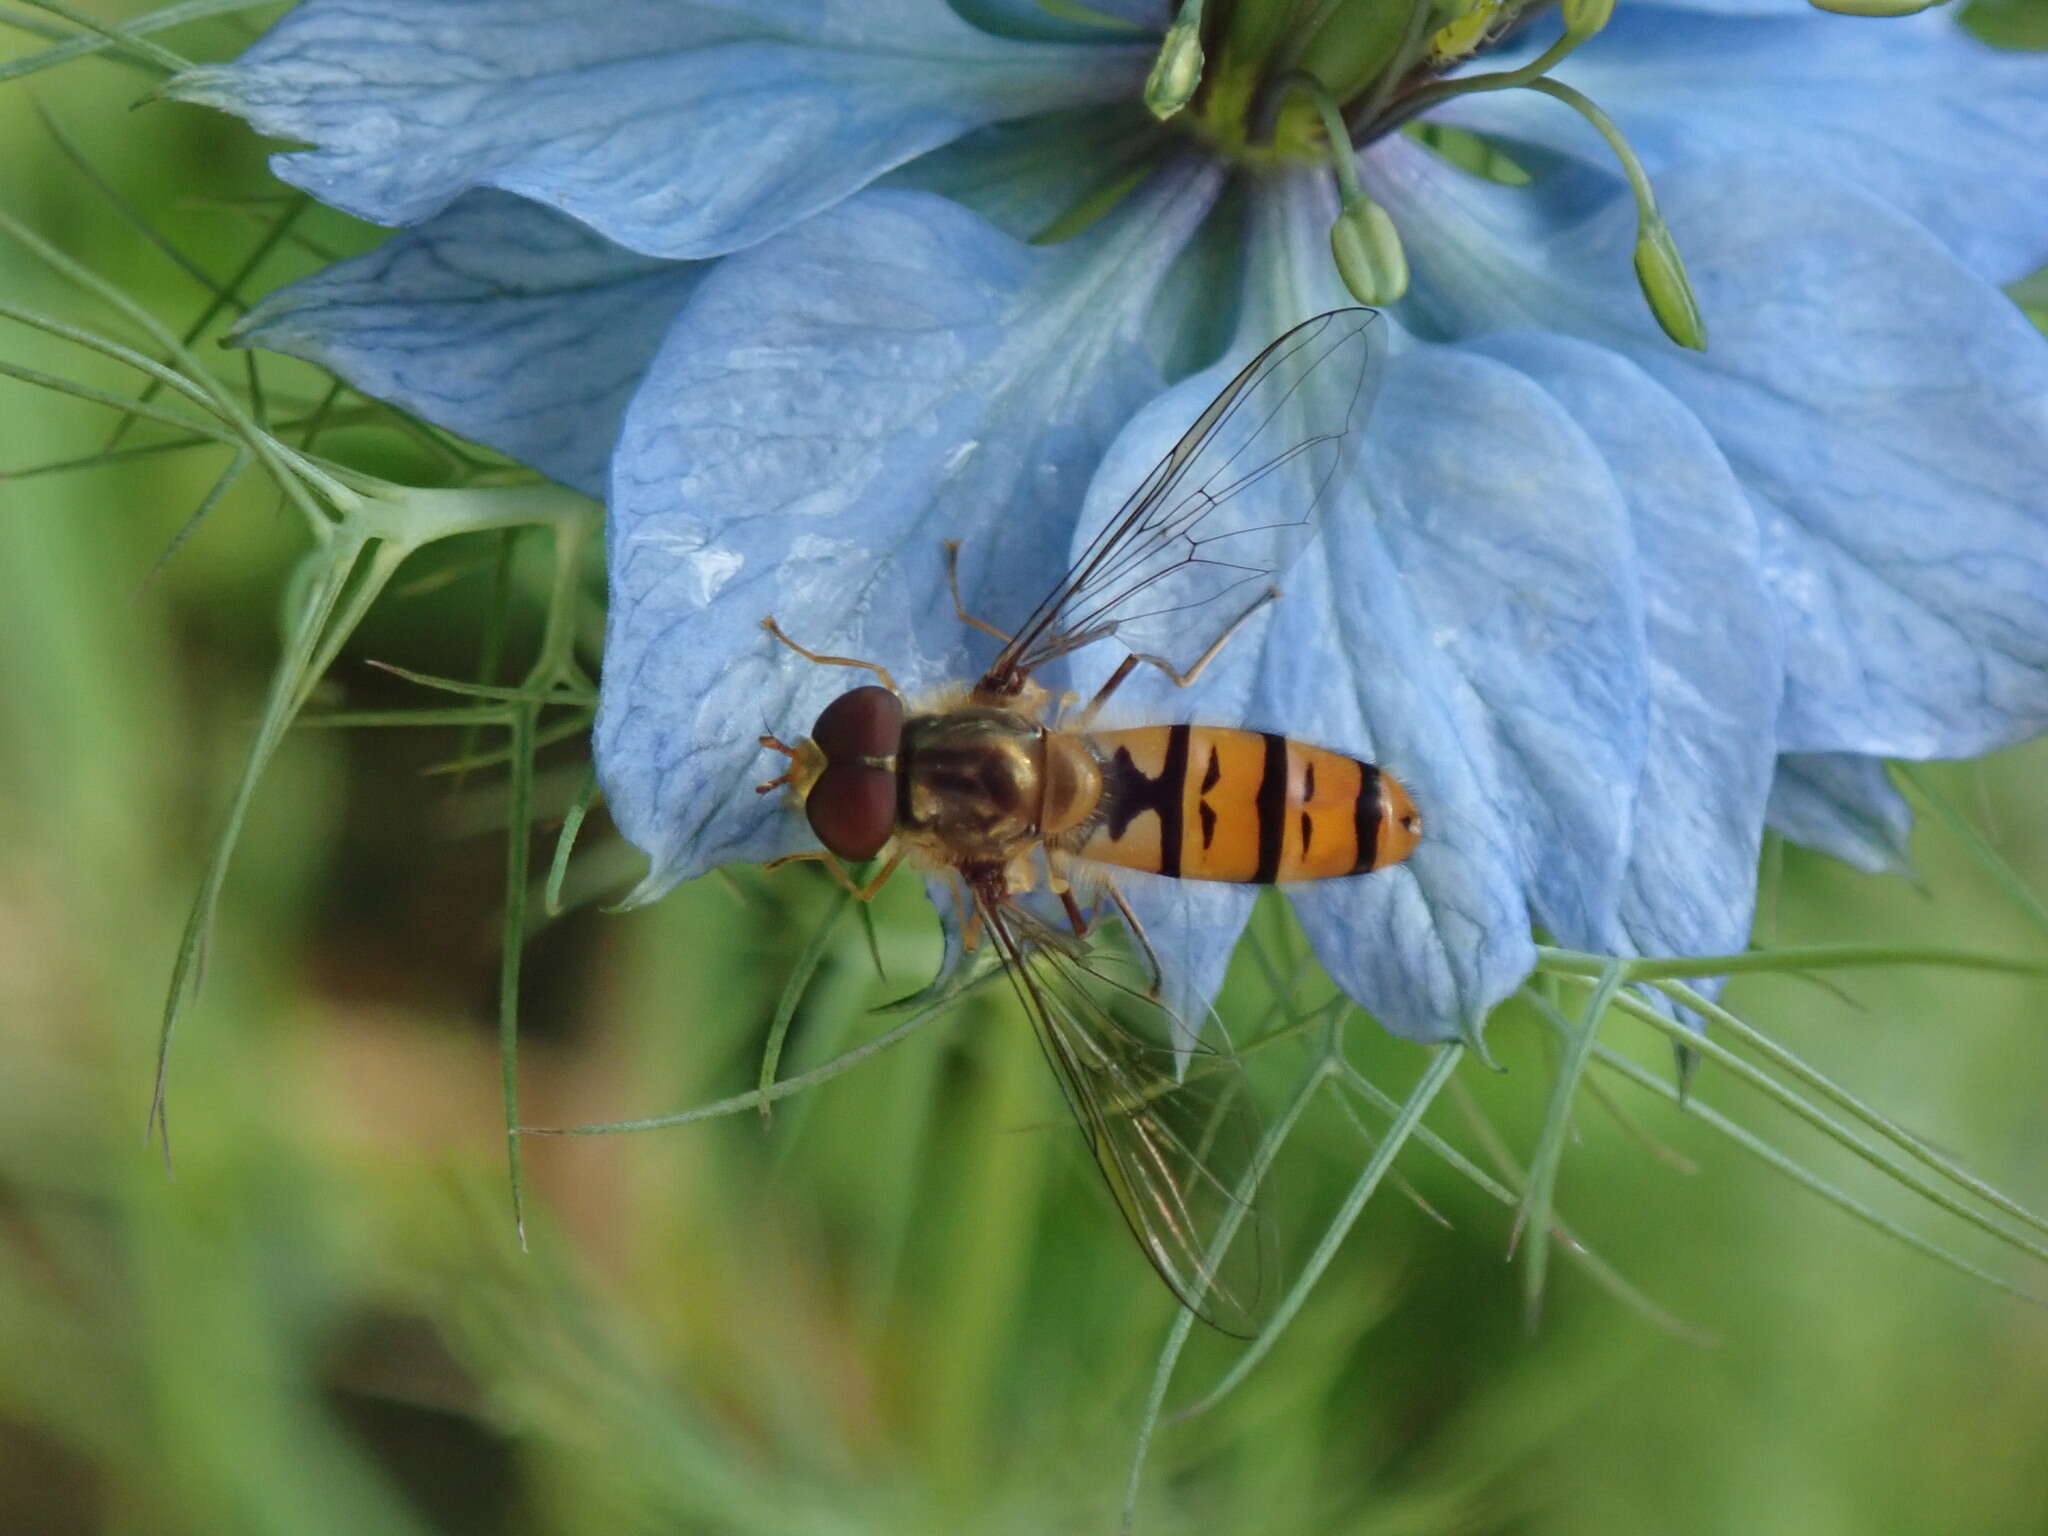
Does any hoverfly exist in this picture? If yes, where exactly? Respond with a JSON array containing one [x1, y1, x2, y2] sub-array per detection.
[[754, 309, 1418, 1335]]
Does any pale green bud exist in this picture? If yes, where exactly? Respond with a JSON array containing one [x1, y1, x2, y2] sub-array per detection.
[[1330, 197, 1409, 306], [1144, 19, 1205, 121], [1806, 0, 1943, 14], [1562, 0, 1616, 35], [1633, 218, 1707, 351]]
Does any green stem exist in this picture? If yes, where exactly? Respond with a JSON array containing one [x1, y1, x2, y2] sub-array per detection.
[[1592, 984, 2048, 1266], [1518, 959, 1628, 1330], [1535, 942, 2048, 982], [1275, 69, 1364, 201], [1173, 1043, 1463, 1420], [1120, 1055, 1328, 1533], [1384, 25, 1588, 132], [756, 892, 857, 1125], [523, 999, 951, 1135], [1584, 1033, 2047, 1307], [1526, 76, 1658, 222], [1655, 977, 2048, 1246]]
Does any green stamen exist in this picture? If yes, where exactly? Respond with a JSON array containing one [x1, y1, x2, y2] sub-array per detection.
[[1381, 0, 1618, 131], [1807, 0, 1943, 13], [1144, 0, 1207, 120], [1525, 76, 1707, 349], [1273, 70, 1410, 304]]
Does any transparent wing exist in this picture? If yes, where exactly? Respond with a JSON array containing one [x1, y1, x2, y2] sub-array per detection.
[[975, 889, 1277, 1336], [981, 307, 1386, 691]]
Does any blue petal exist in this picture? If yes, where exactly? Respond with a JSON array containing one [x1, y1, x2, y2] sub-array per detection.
[[1065, 177, 1655, 1041], [1434, 10, 2048, 282], [1370, 141, 2048, 764], [1475, 333, 1783, 968], [232, 190, 698, 498], [1767, 753, 1914, 876], [1112, 875, 1258, 1048], [1314, 338, 1652, 1036], [1274, 503, 1540, 1045], [597, 164, 1221, 896], [883, 105, 1152, 242], [1066, 369, 1539, 1044], [170, 0, 1147, 260]]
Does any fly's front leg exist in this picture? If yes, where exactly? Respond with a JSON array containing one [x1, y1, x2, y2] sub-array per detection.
[[760, 616, 899, 693], [762, 848, 901, 901], [853, 853, 903, 901], [1069, 587, 1278, 729]]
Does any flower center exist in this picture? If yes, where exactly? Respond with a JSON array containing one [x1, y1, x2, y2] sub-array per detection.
[[1133, 0, 1708, 344], [1156, 0, 1535, 165]]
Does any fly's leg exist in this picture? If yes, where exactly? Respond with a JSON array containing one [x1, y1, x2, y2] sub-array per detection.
[[928, 872, 984, 956], [1069, 587, 1278, 729], [761, 616, 899, 693], [1105, 877, 1165, 997], [762, 848, 902, 901], [1059, 887, 1092, 940], [1072, 655, 1138, 730], [943, 540, 1011, 643], [755, 733, 807, 794], [1048, 855, 1162, 995], [762, 849, 858, 894], [1043, 847, 1094, 939], [852, 853, 903, 901]]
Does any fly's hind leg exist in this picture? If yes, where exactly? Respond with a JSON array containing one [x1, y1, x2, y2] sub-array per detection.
[[761, 616, 898, 693], [943, 540, 1011, 643], [1059, 888, 1092, 939], [1069, 586, 1278, 729], [1046, 850, 1160, 996], [1104, 878, 1165, 997]]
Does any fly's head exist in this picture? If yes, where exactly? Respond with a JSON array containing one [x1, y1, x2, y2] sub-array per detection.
[[758, 684, 904, 861]]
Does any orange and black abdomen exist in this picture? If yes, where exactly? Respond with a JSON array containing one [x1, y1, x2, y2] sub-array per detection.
[[1075, 726, 1421, 883]]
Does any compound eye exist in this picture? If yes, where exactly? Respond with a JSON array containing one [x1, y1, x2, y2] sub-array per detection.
[[806, 763, 897, 861], [810, 685, 903, 763]]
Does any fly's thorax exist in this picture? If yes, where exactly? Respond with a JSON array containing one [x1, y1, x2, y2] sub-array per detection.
[[1040, 731, 1105, 840], [900, 706, 1066, 862]]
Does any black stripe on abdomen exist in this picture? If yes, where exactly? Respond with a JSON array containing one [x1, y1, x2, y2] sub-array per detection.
[[1352, 762, 1384, 873], [1101, 724, 1192, 878], [1253, 732, 1288, 883], [1158, 725, 1190, 878]]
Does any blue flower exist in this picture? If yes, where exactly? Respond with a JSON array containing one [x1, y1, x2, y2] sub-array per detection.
[[176, 1, 2048, 1041]]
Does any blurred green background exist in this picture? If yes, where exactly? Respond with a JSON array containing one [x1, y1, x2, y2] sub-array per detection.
[[5, 6, 2048, 1534]]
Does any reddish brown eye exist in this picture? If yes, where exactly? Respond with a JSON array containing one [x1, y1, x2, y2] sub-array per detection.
[[810, 685, 903, 763], [806, 763, 897, 861]]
